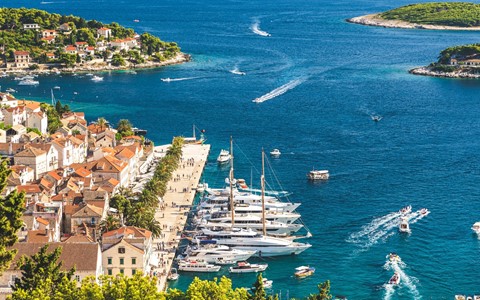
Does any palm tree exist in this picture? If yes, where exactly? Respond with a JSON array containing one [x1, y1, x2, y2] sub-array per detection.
[[97, 117, 107, 131], [99, 215, 120, 234]]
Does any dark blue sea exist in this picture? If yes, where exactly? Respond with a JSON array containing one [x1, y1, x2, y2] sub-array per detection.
[[5, 0, 480, 298]]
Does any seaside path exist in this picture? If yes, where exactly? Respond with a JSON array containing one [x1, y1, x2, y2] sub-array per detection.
[[150, 143, 210, 291]]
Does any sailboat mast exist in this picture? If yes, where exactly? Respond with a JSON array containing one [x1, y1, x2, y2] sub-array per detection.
[[229, 136, 235, 226], [261, 148, 266, 236], [192, 124, 196, 140]]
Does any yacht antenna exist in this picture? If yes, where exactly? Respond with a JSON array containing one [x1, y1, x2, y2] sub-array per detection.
[[229, 136, 235, 226], [261, 148, 266, 236]]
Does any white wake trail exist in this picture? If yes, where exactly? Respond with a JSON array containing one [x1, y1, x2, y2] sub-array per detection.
[[349, 212, 400, 241], [161, 77, 199, 82], [383, 284, 395, 300], [252, 79, 304, 103], [251, 21, 271, 37], [392, 263, 422, 299]]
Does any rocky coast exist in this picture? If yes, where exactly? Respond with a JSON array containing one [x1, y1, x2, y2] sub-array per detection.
[[410, 66, 480, 79]]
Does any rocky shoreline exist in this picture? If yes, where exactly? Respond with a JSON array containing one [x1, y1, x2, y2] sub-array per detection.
[[1, 52, 191, 75], [409, 66, 480, 79], [347, 14, 480, 31]]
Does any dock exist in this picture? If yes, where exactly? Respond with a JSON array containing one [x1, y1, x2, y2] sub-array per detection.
[[151, 143, 210, 291]]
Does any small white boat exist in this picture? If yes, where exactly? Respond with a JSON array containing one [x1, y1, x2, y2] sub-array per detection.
[[18, 79, 39, 86], [270, 149, 281, 157], [216, 149, 231, 163], [133, 19, 140, 22], [161, 77, 172, 82], [420, 208, 430, 216], [167, 268, 179, 280], [387, 252, 401, 263], [294, 266, 315, 278], [307, 169, 329, 180], [252, 278, 273, 289], [53, 86, 61, 90], [388, 272, 400, 285], [196, 183, 207, 193], [178, 260, 221, 272], [230, 69, 246, 76], [371, 115, 382, 122], [399, 216, 410, 233], [399, 205, 412, 214], [472, 222, 480, 235], [85, 73, 94, 76], [229, 261, 268, 273], [5, 88, 16, 93], [91, 75, 103, 82]]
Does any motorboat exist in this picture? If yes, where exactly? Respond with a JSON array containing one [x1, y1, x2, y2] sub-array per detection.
[[132, 127, 147, 136], [167, 268, 179, 280], [399, 205, 412, 214], [214, 258, 237, 265], [133, 19, 140, 22], [398, 216, 410, 233], [18, 79, 39, 86], [472, 222, 480, 235], [252, 278, 273, 289], [229, 261, 268, 273], [294, 266, 315, 278], [196, 183, 206, 193], [180, 244, 256, 263], [91, 75, 103, 82], [236, 178, 248, 189], [371, 115, 382, 122], [53, 86, 61, 90], [85, 73, 94, 76], [270, 149, 281, 157], [5, 88, 16, 93], [307, 169, 329, 180], [420, 208, 430, 216], [161, 77, 172, 82], [177, 260, 221, 272], [197, 204, 301, 224], [216, 149, 231, 163], [387, 252, 401, 263], [388, 272, 400, 285]]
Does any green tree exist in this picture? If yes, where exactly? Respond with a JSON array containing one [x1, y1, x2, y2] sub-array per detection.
[[116, 119, 133, 136], [111, 53, 125, 66], [186, 276, 249, 300], [0, 159, 25, 276], [11, 245, 76, 298], [96, 117, 107, 130], [250, 273, 266, 300], [98, 215, 120, 234], [307, 280, 332, 300]]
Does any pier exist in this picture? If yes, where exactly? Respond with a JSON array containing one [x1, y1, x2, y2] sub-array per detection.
[[151, 143, 210, 291]]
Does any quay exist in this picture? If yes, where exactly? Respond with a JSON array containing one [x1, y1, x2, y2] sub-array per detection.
[[150, 143, 211, 291]]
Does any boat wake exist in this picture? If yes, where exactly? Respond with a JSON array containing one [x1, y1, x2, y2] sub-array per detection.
[[161, 77, 199, 82], [383, 257, 421, 300], [230, 67, 246, 76], [251, 21, 271, 37], [252, 78, 304, 103]]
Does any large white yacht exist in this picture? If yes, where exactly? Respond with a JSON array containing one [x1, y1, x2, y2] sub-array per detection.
[[202, 192, 301, 213], [216, 149, 231, 163], [197, 204, 301, 224], [177, 259, 221, 272], [180, 244, 256, 263]]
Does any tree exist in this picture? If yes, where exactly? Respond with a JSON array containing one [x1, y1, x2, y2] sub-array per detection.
[[97, 117, 107, 130], [307, 280, 332, 300], [116, 119, 133, 136], [111, 53, 125, 66], [12, 245, 76, 298], [0, 159, 25, 276], [186, 276, 249, 300], [98, 215, 120, 234], [250, 273, 266, 300]]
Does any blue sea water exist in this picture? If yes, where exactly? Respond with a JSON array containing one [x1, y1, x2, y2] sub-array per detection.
[[4, 0, 480, 298]]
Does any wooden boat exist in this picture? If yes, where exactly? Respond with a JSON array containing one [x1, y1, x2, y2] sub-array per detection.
[[294, 266, 315, 278]]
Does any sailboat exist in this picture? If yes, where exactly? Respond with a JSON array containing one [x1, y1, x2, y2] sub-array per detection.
[[197, 145, 311, 257], [184, 125, 206, 144]]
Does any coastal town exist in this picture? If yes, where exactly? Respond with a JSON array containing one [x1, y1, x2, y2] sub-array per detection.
[[0, 90, 211, 299]]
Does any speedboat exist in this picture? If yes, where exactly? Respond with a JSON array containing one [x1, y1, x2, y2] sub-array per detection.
[[229, 261, 268, 273], [167, 268, 179, 280], [399, 205, 412, 214], [6, 88, 16, 93], [387, 252, 401, 263], [371, 115, 382, 122], [91, 75, 103, 82], [307, 169, 329, 180], [133, 19, 140, 22], [161, 77, 172, 82], [420, 208, 430, 216], [388, 272, 400, 285], [18, 79, 39, 86], [270, 149, 281, 157], [399, 216, 410, 233], [216, 149, 231, 163], [177, 260, 221, 272], [472, 222, 480, 235], [294, 266, 315, 278], [53, 86, 61, 90]]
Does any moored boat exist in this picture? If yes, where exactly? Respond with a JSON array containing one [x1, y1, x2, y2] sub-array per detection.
[[6, 88, 16, 93], [167, 268, 179, 280], [229, 261, 268, 273], [18, 79, 39, 86], [252, 278, 273, 289], [294, 266, 315, 278], [270, 149, 281, 157], [91, 75, 103, 82], [177, 260, 221, 272], [388, 272, 400, 285], [307, 169, 329, 180], [217, 149, 231, 163]]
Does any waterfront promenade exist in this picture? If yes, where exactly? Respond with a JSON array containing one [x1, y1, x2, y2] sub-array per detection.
[[150, 143, 210, 291]]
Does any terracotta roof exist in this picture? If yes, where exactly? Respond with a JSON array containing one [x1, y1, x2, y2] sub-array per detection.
[[122, 135, 142, 141], [63, 235, 94, 243], [116, 147, 135, 159], [46, 52, 55, 57], [10, 165, 32, 174], [29, 143, 53, 153], [14, 51, 29, 56], [90, 155, 127, 173], [26, 230, 49, 243], [9, 242, 99, 271], [40, 178, 54, 190], [65, 46, 76, 51], [35, 216, 49, 226], [21, 215, 34, 229], [75, 42, 87, 45], [98, 27, 110, 30], [17, 184, 42, 194], [63, 204, 82, 215], [87, 46, 95, 50], [74, 167, 91, 178], [72, 204, 103, 218], [15, 147, 45, 158], [103, 226, 152, 239], [47, 170, 62, 181], [41, 36, 55, 41]]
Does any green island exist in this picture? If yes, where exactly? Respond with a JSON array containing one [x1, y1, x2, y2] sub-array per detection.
[[347, 2, 480, 30], [0, 7, 188, 73]]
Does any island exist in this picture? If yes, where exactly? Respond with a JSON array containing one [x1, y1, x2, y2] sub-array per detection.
[[0, 7, 189, 73], [347, 2, 480, 30]]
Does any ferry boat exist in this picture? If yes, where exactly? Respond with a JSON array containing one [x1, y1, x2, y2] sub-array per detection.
[[167, 268, 179, 280], [399, 216, 410, 233], [307, 169, 329, 180], [177, 260, 221, 272], [18, 79, 39, 86], [294, 266, 315, 278], [472, 222, 480, 235], [217, 149, 231, 163], [270, 149, 281, 157], [388, 272, 400, 285], [229, 261, 268, 273]]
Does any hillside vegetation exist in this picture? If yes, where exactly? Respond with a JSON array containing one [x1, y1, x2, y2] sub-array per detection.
[[380, 2, 480, 27]]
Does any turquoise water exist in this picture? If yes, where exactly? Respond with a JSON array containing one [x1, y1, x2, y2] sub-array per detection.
[[5, 0, 480, 298]]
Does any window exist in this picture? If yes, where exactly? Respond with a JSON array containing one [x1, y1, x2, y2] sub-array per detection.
[[120, 269, 124, 274], [118, 247, 125, 254], [75, 275, 80, 282], [107, 269, 112, 275], [107, 257, 112, 265], [131, 257, 136, 265], [132, 269, 136, 275], [120, 258, 124, 265]]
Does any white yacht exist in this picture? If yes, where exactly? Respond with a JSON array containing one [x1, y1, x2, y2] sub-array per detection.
[[270, 149, 281, 157], [18, 79, 39, 86], [398, 216, 410, 233], [307, 169, 329, 180], [229, 261, 268, 273], [201, 193, 301, 213], [197, 204, 301, 224], [181, 244, 256, 263], [198, 228, 311, 257], [216, 149, 231, 163], [177, 259, 221, 272], [5, 88, 16, 93], [91, 75, 104, 82], [472, 222, 480, 235]]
